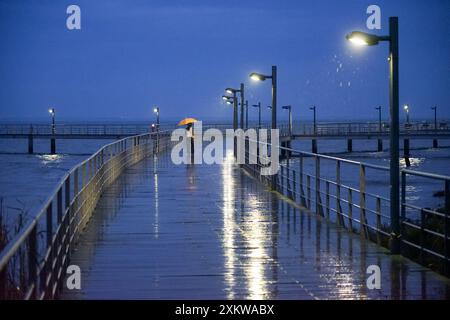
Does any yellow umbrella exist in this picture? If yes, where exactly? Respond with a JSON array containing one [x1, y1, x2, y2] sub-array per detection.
[[177, 118, 198, 126]]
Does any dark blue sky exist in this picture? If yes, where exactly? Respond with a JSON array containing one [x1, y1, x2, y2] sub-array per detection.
[[0, 0, 449, 123]]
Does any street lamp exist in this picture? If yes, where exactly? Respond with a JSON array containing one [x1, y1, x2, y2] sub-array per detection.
[[346, 16, 400, 254], [431, 106, 437, 130], [153, 107, 160, 130], [375, 106, 382, 132], [309, 106, 317, 153], [309, 106, 317, 134], [282, 105, 292, 137], [252, 102, 262, 129], [249, 66, 277, 130], [222, 94, 237, 131], [48, 108, 56, 154], [225, 84, 245, 129], [48, 108, 56, 134], [403, 105, 410, 124], [431, 106, 438, 148]]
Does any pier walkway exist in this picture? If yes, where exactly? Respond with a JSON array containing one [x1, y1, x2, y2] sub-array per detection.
[[62, 150, 450, 299]]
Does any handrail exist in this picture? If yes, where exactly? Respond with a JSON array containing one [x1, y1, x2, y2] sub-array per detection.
[[0, 130, 171, 299], [0, 133, 154, 271], [241, 132, 450, 277]]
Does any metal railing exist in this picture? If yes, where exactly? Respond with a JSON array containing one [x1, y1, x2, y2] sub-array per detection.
[[242, 136, 450, 276], [288, 121, 450, 137], [0, 124, 153, 136], [0, 131, 171, 299]]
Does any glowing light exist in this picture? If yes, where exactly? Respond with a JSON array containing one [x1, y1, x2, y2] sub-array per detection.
[[250, 73, 265, 81], [348, 36, 368, 46]]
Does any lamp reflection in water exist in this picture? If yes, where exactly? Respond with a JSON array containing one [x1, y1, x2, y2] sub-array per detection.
[[242, 193, 269, 299], [222, 149, 236, 299], [222, 146, 269, 299], [39, 154, 62, 165]]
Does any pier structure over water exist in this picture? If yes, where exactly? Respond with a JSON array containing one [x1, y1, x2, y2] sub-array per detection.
[[1, 121, 449, 155], [0, 128, 450, 299]]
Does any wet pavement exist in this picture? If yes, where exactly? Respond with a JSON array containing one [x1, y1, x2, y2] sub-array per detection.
[[62, 151, 450, 299]]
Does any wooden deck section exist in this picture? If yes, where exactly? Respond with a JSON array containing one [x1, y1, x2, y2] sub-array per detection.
[[62, 152, 450, 299]]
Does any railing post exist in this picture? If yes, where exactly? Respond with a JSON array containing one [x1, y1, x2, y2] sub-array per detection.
[[57, 187, 63, 223], [326, 181, 330, 219], [307, 175, 311, 210], [336, 160, 343, 226], [299, 155, 306, 207], [420, 208, 425, 265], [315, 156, 323, 216], [74, 168, 79, 196], [359, 164, 368, 238], [46, 203, 53, 248], [401, 171, 406, 233], [81, 163, 86, 188], [348, 188, 353, 231], [28, 225, 38, 299], [376, 197, 381, 245], [65, 176, 70, 210], [286, 156, 292, 199], [445, 180, 450, 276], [292, 170, 297, 202]]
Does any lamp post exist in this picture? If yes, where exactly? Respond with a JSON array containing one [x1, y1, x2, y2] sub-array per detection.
[[245, 100, 248, 129], [153, 107, 160, 130], [403, 105, 410, 124], [309, 106, 317, 153], [346, 16, 400, 254], [432, 106, 438, 148], [250, 66, 277, 130], [48, 108, 56, 154], [153, 106, 160, 152], [49, 108, 56, 133], [222, 95, 237, 131], [375, 106, 383, 151], [309, 106, 316, 134], [431, 106, 437, 130], [226, 84, 244, 129], [282, 105, 292, 137], [252, 102, 262, 129], [223, 94, 238, 158], [250, 66, 278, 190]]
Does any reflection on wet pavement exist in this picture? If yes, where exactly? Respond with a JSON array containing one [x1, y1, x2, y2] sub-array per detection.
[[63, 151, 450, 299]]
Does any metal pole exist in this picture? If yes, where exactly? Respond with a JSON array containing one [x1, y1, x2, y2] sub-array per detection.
[[258, 102, 261, 129], [378, 106, 382, 132], [233, 93, 238, 131], [156, 108, 160, 152], [432, 106, 438, 148], [433, 106, 437, 130], [157, 111, 160, 130], [289, 107, 292, 137], [377, 106, 383, 152], [240, 83, 244, 130], [52, 112, 55, 134], [271, 66, 277, 130], [389, 16, 400, 254], [233, 93, 238, 158], [271, 66, 277, 190], [313, 106, 316, 134], [50, 109, 56, 155], [245, 100, 248, 129]]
